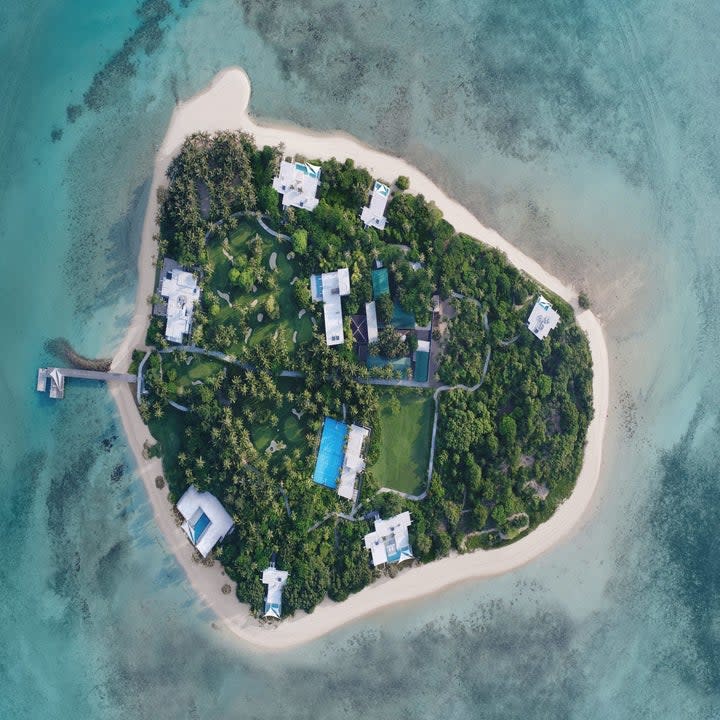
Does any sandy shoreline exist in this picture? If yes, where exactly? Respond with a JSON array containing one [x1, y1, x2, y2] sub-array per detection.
[[109, 67, 609, 651]]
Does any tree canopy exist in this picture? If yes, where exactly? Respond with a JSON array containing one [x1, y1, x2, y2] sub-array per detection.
[[144, 132, 594, 616]]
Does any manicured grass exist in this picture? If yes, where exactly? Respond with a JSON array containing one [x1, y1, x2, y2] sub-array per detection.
[[373, 388, 434, 494], [205, 219, 314, 359], [162, 354, 224, 401]]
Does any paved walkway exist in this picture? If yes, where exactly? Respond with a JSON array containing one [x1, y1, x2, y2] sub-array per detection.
[[257, 216, 290, 241], [136, 348, 152, 404]]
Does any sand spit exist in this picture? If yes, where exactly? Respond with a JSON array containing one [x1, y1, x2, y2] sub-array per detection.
[[110, 67, 609, 651]]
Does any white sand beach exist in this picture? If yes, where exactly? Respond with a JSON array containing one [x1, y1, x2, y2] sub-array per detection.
[[110, 67, 610, 651]]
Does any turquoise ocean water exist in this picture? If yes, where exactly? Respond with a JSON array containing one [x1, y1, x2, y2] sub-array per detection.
[[1, 1, 719, 717]]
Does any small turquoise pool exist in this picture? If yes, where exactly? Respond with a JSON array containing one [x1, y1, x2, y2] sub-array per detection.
[[192, 512, 211, 542]]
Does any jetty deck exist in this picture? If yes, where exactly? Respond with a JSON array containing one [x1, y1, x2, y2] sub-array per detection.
[[37, 367, 137, 400]]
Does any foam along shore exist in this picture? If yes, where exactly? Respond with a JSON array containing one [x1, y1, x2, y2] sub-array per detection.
[[110, 67, 610, 651]]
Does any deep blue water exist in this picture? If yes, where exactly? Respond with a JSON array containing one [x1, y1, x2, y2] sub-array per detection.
[[1, 1, 719, 718]]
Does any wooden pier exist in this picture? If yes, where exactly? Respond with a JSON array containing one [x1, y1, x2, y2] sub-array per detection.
[[37, 367, 137, 399]]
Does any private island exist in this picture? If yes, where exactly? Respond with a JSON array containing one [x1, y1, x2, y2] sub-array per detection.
[[127, 129, 594, 621]]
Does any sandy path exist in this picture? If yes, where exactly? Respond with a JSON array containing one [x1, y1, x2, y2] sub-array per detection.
[[110, 67, 609, 652]]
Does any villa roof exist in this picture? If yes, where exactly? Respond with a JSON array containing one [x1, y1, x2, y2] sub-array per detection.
[[262, 565, 289, 619], [527, 295, 561, 340], [160, 265, 200, 344], [360, 180, 390, 230], [177, 485, 234, 557], [364, 511, 413, 566], [311, 268, 351, 346], [350, 314, 368, 344], [365, 301, 379, 343], [272, 159, 321, 211], [337, 424, 370, 500]]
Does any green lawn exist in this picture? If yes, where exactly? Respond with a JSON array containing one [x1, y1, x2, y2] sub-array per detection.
[[249, 377, 308, 457], [205, 219, 314, 358], [161, 354, 225, 402], [373, 388, 434, 494]]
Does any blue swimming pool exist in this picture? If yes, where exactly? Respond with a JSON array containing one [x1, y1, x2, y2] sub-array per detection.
[[312, 418, 348, 489], [313, 274, 323, 299], [192, 511, 211, 542]]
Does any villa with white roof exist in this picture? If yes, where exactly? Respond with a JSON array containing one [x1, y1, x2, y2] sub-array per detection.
[[527, 295, 561, 340], [159, 264, 200, 344], [365, 300, 379, 344], [364, 511, 414, 567], [272, 159, 321, 211], [312, 418, 371, 501], [310, 268, 351, 346], [262, 562, 289, 619], [360, 180, 390, 229], [176, 485, 234, 558], [337, 424, 370, 500]]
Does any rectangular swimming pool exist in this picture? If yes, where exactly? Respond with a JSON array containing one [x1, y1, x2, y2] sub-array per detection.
[[312, 418, 348, 489], [192, 511, 211, 543]]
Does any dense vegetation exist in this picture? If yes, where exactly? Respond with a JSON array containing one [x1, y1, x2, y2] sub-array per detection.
[[142, 131, 593, 615]]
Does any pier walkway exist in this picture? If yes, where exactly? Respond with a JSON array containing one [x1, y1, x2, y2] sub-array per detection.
[[37, 367, 137, 399]]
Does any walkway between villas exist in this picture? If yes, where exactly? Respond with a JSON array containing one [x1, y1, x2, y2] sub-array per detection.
[[155, 345, 433, 387], [136, 348, 152, 404], [256, 216, 290, 241]]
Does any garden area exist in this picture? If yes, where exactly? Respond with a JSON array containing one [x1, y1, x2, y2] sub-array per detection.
[[201, 219, 314, 360], [142, 130, 595, 615], [248, 376, 309, 458], [372, 388, 434, 495]]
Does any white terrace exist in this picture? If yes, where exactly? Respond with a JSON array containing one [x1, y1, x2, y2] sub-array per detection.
[[310, 268, 351, 346], [360, 180, 390, 230], [364, 511, 414, 566], [527, 295, 561, 340], [176, 486, 234, 558], [272, 159, 321, 211], [160, 267, 200, 344]]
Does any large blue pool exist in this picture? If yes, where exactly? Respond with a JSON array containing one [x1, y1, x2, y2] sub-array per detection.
[[312, 418, 348, 489]]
